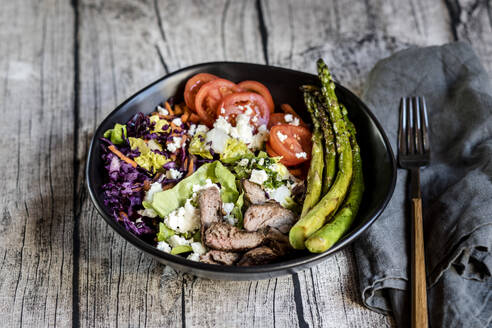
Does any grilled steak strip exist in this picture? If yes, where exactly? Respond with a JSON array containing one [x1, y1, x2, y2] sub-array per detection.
[[204, 222, 265, 252], [198, 187, 222, 241], [241, 180, 267, 205], [237, 246, 279, 266], [243, 202, 298, 234], [200, 250, 240, 265]]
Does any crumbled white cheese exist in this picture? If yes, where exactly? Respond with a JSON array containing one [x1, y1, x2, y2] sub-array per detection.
[[167, 136, 182, 152], [195, 124, 209, 134], [276, 131, 288, 142], [220, 107, 226, 115], [164, 199, 200, 234], [284, 114, 293, 122], [166, 168, 183, 180], [172, 117, 182, 126], [191, 242, 207, 255], [144, 182, 163, 202], [250, 169, 269, 185], [251, 115, 258, 123], [229, 114, 254, 145], [192, 178, 218, 194], [295, 152, 307, 159], [250, 124, 269, 150], [214, 116, 232, 134], [243, 104, 254, 116], [157, 241, 171, 253], [291, 117, 300, 126], [188, 124, 197, 136], [157, 105, 169, 116], [223, 202, 234, 215], [187, 252, 201, 261], [137, 208, 158, 218], [238, 158, 249, 166], [224, 214, 236, 225], [205, 127, 229, 153], [258, 158, 265, 166], [167, 235, 190, 247], [266, 185, 291, 206]]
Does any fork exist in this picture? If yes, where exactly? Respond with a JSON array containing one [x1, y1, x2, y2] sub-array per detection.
[[398, 96, 430, 328]]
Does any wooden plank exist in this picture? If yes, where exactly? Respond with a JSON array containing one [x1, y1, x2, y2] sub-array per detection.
[[0, 0, 75, 327], [443, 0, 492, 73]]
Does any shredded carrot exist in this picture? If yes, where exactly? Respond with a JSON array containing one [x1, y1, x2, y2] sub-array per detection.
[[189, 113, 200, 123], [174, 104, 183, 115], [108, 145, 137, 168], [185, 158, 194, 177], [119, 211, 128, 222], [180, 135, 188, 145], [158, 114, 173, 120], [280, 103, 297, 116], [170, 122, 181, 130], [181, 110, 190, 123], [170, 153, 177, 161], [165, 101, 174, 115]]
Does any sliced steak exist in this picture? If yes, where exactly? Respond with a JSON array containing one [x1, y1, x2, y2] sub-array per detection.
[[204, 222, 265, 252], [198, 187, 222, 241], [265, 227, 291, 256], [243, 202, 298, 234], [200, 250, 240, 265], [237, 246, 279, 266], [241, 179, 267, 205]]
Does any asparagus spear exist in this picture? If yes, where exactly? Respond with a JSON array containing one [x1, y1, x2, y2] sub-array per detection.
[[301, 90, 324, 217], [289, 60, 353, 249], [305, 118, 364, 252], [301, 85, 336, 195]]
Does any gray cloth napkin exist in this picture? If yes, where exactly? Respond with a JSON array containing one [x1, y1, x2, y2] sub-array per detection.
[[353, 42, 492, 328]]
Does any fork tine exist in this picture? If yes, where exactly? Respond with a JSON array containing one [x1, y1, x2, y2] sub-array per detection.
[[398, 98, 407, 155], [406, 98, 415, 154], [421, 97, 430, 153], [413, 97, 423, 154]]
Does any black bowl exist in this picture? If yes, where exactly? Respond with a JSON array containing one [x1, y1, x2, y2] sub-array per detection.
[[86, 62, 396, 280]]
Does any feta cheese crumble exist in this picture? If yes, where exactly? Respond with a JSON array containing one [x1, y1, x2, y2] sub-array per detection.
[[223, 202, 234, 215], [157, 105, 169, 116], [172, 117, 182, 126], [167, 235, 190, 247], [166, 168, 183, 180], [190, 242, 207, 255], [167, 136, 182, 152], [266, 185, 291, 206], [276, 131, 288, 142], [295, 152, 307, 159], [284, 114, 293, 122], [250, 169, 269, 185], [164, 199, 200, 234], [144, 182, 163, 202], [238, 158, 249, 166], [157, 241, 171, 253]]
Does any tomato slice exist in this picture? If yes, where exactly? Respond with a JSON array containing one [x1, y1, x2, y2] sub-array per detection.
[[217, 92, 270, 128], [269, 125, 312, 166], [184, 73, 218, 112], [238, 81, 275, 113], [195, 79, 241, 127], [265, 142, 302, 166], [268, 113, 308, 129]]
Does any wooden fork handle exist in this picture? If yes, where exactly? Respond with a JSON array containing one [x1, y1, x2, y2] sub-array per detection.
[[411, 198, 428, 328]]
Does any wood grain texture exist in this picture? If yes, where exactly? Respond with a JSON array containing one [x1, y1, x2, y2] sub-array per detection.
[[0, 0, 75, 327], [411, 198, 428, 328], [1, 0, 491, 327]]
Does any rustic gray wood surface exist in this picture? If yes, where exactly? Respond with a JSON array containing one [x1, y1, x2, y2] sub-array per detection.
[[1, 0, 490, 327]]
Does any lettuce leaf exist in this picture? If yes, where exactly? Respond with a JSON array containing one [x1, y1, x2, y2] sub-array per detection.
[[220, 139, 253, 163], [188, 132, 213, 159], [149, 114, 170, 133], [150, 161, 239, 218], [157, 222, 175, 242], [129, 137, 169, 173], [232, 191, 244, 228], [103, 123, 127, 145]]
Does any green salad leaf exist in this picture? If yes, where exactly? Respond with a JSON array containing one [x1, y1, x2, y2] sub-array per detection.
[[103, 123, 127, 145], [129, 137, 169, 173], [170, 245, 193, 255], [189, 132, 213, 159], [157, 222, 175, 242], [149, 114, 171, 133], [149, 161, 239, 218], [220, 139, 253, 163]]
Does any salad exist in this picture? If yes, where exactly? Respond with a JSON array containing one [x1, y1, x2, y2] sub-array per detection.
[[100, 59, 364, 266]]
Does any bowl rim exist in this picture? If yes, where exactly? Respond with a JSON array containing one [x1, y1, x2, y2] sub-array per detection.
[[85, 61, 397, 275]]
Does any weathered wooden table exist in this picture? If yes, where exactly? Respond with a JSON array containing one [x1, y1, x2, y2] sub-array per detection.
[[1, 0, 490, 327]]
